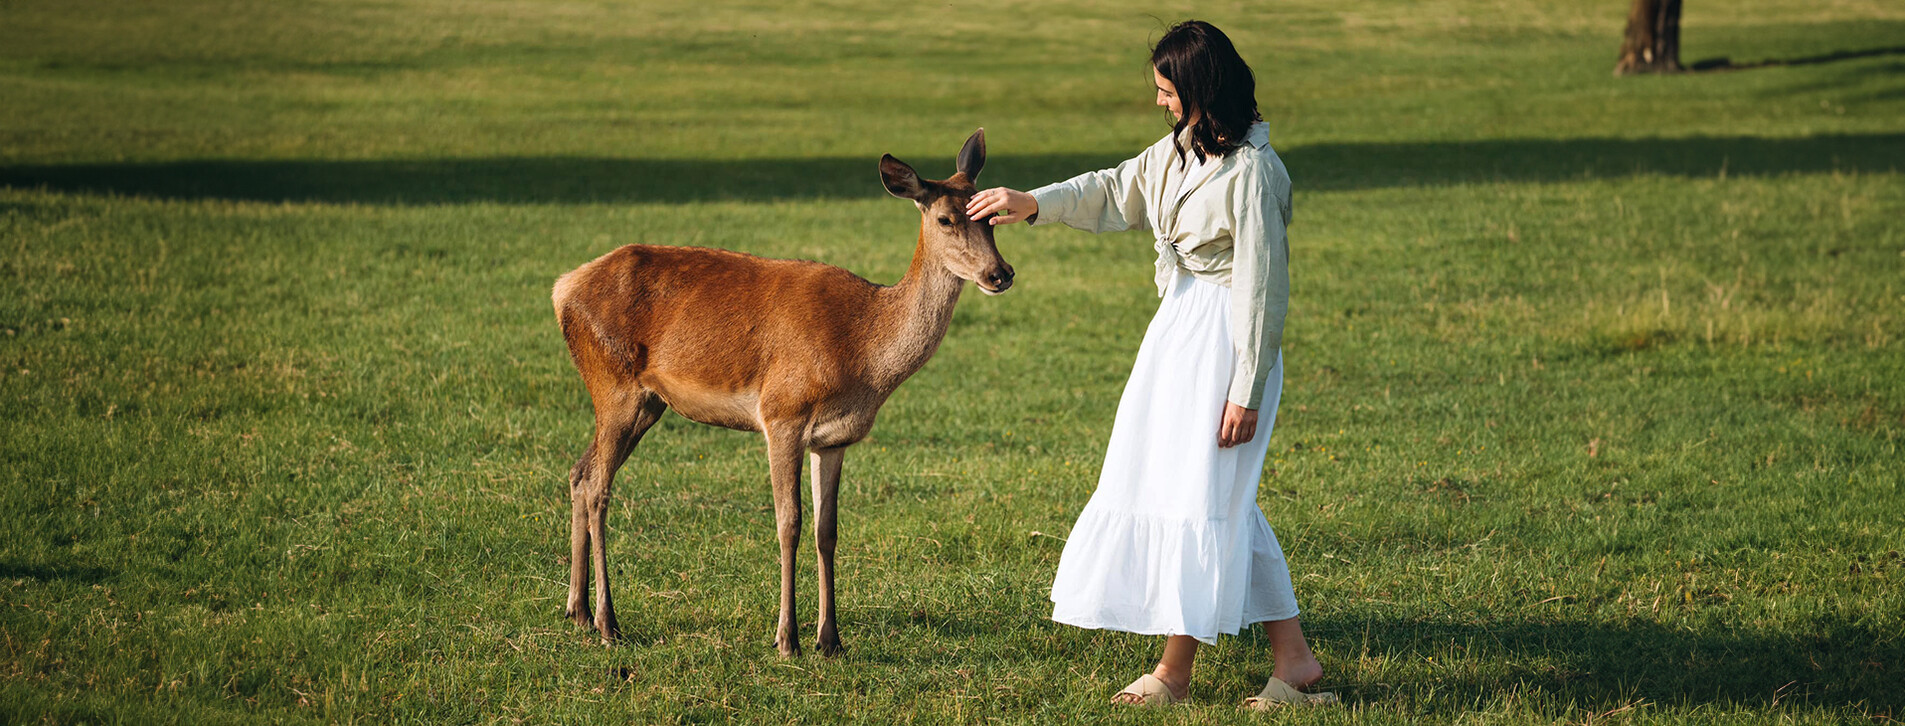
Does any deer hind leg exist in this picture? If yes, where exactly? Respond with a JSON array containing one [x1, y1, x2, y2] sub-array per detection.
[[765, 426, 807, 657], [565, 443, 597, 630], [810, 446, 846, 657], [569, 389, 667, 644]]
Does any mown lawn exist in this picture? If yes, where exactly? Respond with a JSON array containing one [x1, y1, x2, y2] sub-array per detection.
[[2, 0, 1901, 723]]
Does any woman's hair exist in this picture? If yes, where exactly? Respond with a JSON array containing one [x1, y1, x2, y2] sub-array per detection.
[[1150, 20, 1261, 168]]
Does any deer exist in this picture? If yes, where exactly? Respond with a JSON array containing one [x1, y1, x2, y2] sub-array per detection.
[[550, 129, 1013, 657]]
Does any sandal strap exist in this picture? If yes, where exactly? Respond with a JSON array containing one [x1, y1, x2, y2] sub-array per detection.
[[1244, 676, 1339, 708], [1114, 674, 1179, 706]]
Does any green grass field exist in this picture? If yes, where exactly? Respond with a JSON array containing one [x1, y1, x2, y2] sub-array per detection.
[[3, 0, 1902, 722]]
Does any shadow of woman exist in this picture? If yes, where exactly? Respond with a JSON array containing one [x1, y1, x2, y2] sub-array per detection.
[[1302, 612, 1902, 712]]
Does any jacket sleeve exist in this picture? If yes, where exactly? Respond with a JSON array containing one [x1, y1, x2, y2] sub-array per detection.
[[1225, 160, 1291, 410], [1024, 148, 1152, 233]]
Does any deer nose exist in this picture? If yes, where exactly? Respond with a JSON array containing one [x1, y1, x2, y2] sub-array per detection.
[[985, 268, 1014, 291]]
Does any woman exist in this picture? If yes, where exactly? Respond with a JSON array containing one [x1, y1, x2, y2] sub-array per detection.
[[965, 21, 1335, 709]]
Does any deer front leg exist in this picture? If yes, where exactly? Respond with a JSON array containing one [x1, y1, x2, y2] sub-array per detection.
[[810, 447, 845, 656], [766, 429, 805, 657]]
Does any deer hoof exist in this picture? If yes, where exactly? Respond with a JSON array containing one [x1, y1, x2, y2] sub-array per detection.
[[816, 636, 844, 658], [565, 605, 593, 630], [597, 618, 622, 645], [774, 636, 801, 658]]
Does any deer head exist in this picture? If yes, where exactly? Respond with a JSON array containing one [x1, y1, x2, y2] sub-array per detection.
[[880, 129, 1015, 295]]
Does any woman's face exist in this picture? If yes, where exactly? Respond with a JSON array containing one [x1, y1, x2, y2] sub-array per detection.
[[1153, 67, 1183, 122]]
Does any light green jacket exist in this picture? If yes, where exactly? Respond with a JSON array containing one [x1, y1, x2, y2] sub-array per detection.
[[1028, 121, 1292, 410]]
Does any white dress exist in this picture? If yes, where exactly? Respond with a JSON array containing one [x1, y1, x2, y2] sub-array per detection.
[[1049, 267, 1296, 644]]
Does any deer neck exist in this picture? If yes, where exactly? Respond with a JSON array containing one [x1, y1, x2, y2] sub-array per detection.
[[865, 233, 964, 391]]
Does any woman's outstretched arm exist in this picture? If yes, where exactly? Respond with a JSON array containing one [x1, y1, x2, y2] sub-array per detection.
[[966, 143, 1158, 232], [965, 188, 1038, 225]]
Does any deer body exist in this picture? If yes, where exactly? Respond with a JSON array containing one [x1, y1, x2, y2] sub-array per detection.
[[551, 130, 1009, 656], [554, 243, 958, 444]]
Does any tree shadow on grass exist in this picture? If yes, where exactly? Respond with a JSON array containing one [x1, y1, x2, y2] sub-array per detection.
[[0, 561, 114, 584], [2, 134, 1900, 206], [1305, 613, 1902, 713], [1692, 45, 1905, 72]]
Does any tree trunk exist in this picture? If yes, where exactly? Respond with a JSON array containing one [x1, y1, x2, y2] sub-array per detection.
[[1615, 0, 1683, 75]]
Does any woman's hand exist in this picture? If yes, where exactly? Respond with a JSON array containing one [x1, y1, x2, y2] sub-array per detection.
[[965, 188, 1037, 226], [1218, 402, 1258, 448]]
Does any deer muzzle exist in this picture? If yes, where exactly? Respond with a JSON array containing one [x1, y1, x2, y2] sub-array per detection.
[[979, 266, 1015, 296]]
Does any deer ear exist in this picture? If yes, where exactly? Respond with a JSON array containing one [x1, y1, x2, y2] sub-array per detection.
[[880, 154, 925, 200], [956, 128, 986, 182]]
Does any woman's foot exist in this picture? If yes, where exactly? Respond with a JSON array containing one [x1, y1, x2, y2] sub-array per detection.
[[1243, 673, 1339, 710], [1246, 616, 1335, 707], [1111, 664, 1190, 705], [1260, 617, 1324, 691], [1271, 655, 1322, 692]]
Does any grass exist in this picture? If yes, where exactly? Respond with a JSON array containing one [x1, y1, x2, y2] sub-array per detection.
[[2, 0, 1902, 723]]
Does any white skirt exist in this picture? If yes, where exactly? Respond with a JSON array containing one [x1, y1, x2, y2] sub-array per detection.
[[1050, 270, 1296, 644]]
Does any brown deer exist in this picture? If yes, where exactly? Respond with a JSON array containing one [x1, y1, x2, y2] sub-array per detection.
[[550, 130, 1012, 656]]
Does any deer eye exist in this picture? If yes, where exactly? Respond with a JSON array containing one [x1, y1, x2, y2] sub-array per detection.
[[938, 217, 954, 227]]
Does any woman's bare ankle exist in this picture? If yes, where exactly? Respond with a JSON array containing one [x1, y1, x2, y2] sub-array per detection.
[[1270, 656, 1322, 691], [1150, 663, 1191, 700]]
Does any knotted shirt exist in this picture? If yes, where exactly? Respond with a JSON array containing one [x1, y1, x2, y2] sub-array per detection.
[[1026, 121, 1293, 409]]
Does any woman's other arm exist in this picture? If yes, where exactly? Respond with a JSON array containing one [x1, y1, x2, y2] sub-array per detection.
[[1224, 159, 1291, 413]]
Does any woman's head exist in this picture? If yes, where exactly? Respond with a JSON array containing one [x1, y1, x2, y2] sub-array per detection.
[[1150, 20, 1260, 167]]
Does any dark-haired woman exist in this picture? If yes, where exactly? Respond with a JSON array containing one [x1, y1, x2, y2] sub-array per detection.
[[966, 20, 1335, 709]]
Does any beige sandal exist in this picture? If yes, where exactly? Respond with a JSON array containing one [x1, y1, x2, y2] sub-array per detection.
[[1112, 674, 1182, 707], [1243, 676, 1339, 709]]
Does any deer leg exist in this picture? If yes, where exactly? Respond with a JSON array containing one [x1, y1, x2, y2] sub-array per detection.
[[810, 447, 846, 657], [565, 442, 598, 629], [766, 428, 806, 657], [584, 484, 620, 642], [581, 391, 667, 644]]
